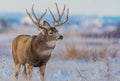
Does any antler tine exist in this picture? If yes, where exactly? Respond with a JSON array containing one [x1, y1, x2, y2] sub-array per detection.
[[60, 4, 65, 20], [32, 5, 38, 22], [55, 3, 66, 22], [61, 8, 69, 25], [55, 3, 61, 19], [26, 5, 48, 30], [26, 9, 37, 25], [48, 8, 56, 24], [55, 8, 69, 26], [49, 3, 69, 27], [32, 5, 47, 27], [38, 9, 47, 23]]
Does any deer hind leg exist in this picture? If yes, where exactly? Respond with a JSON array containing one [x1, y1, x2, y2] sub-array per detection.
[[39, 64, 46, 81], [14, 63, 21, 81], [26, 64, 33, 81]]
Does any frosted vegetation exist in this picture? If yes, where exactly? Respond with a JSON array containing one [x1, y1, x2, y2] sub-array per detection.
[[0, 26, 120, 81]]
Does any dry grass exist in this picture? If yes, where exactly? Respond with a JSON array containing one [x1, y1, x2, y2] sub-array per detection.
[[64, 43, 118, 61], [64, 43, 91, 60], [63, 42, 119, 81]]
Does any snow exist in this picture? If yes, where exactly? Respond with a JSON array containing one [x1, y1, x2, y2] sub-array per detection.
[[0, 26, 120, 81]]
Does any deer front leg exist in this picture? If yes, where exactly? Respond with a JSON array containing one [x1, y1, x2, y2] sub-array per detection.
[[23, 66, 27, 78], [14, 63, 21, 81], [39, 64, 46, 81], [26, 64, 33, 81]]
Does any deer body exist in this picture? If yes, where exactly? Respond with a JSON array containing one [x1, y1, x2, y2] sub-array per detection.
[[12, 27, 59, 81], [12, 3, 69, 81], [12, 34, 54, 67]]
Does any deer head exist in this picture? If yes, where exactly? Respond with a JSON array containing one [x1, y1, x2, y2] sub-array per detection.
[[26, 3, 69, 42]]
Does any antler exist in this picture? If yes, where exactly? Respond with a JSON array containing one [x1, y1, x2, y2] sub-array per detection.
[[48, 3, 69, 27], [26, 5, 47, 30]]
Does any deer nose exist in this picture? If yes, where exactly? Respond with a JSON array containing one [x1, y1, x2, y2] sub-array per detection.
[[59, 35, 63, 39]]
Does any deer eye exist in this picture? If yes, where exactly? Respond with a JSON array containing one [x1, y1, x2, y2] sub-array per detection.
[[49, 31, 53, 34]]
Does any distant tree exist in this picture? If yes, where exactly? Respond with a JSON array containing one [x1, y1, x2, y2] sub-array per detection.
[[117, 22, 120, 30], [0, 19, 11, 28]]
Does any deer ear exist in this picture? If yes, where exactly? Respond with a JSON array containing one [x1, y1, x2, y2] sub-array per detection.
[[43, 21, 51, 28]]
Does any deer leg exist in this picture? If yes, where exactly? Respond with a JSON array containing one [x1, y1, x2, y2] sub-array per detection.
[[26, 64, 33, 81], [39, 64, 46, 81], [14, 63, 21, 81], [23, 66, 27, 78]]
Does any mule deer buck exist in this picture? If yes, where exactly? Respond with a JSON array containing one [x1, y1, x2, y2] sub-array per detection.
[[12, 3, 69, 81]]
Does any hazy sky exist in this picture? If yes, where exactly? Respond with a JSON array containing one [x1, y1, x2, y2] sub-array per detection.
[[0, 0, 120, 16]]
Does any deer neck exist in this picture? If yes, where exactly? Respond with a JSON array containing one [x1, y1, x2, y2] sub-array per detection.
[[31, 33, 56, 53], [30, 34, 55, 59], [46, 41, 56, 47]]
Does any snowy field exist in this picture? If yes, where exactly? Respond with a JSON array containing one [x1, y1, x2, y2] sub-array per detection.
[[0, 26, 120, 81]]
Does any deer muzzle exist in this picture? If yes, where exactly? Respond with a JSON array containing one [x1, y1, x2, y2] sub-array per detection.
[[59, 35, 63, 39]]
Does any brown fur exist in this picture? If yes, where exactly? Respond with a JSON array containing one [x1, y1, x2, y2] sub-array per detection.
[[12, 3, 69, 81], [12, 34, 53, 66], [12, 23, 61, 81]]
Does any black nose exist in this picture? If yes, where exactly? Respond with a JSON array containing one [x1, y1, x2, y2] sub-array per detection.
[[59, 35, 63, 39]]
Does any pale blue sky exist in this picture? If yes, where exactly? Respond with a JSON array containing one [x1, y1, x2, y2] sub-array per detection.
[[0, 0, 120, 16]]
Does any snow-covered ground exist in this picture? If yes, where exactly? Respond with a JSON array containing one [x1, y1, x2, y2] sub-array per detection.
[[0, 27, 120, 81]]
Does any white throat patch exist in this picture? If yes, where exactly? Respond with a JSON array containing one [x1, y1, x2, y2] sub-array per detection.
[[46, 41, 56, 47], [41, 49, 53, 56]]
